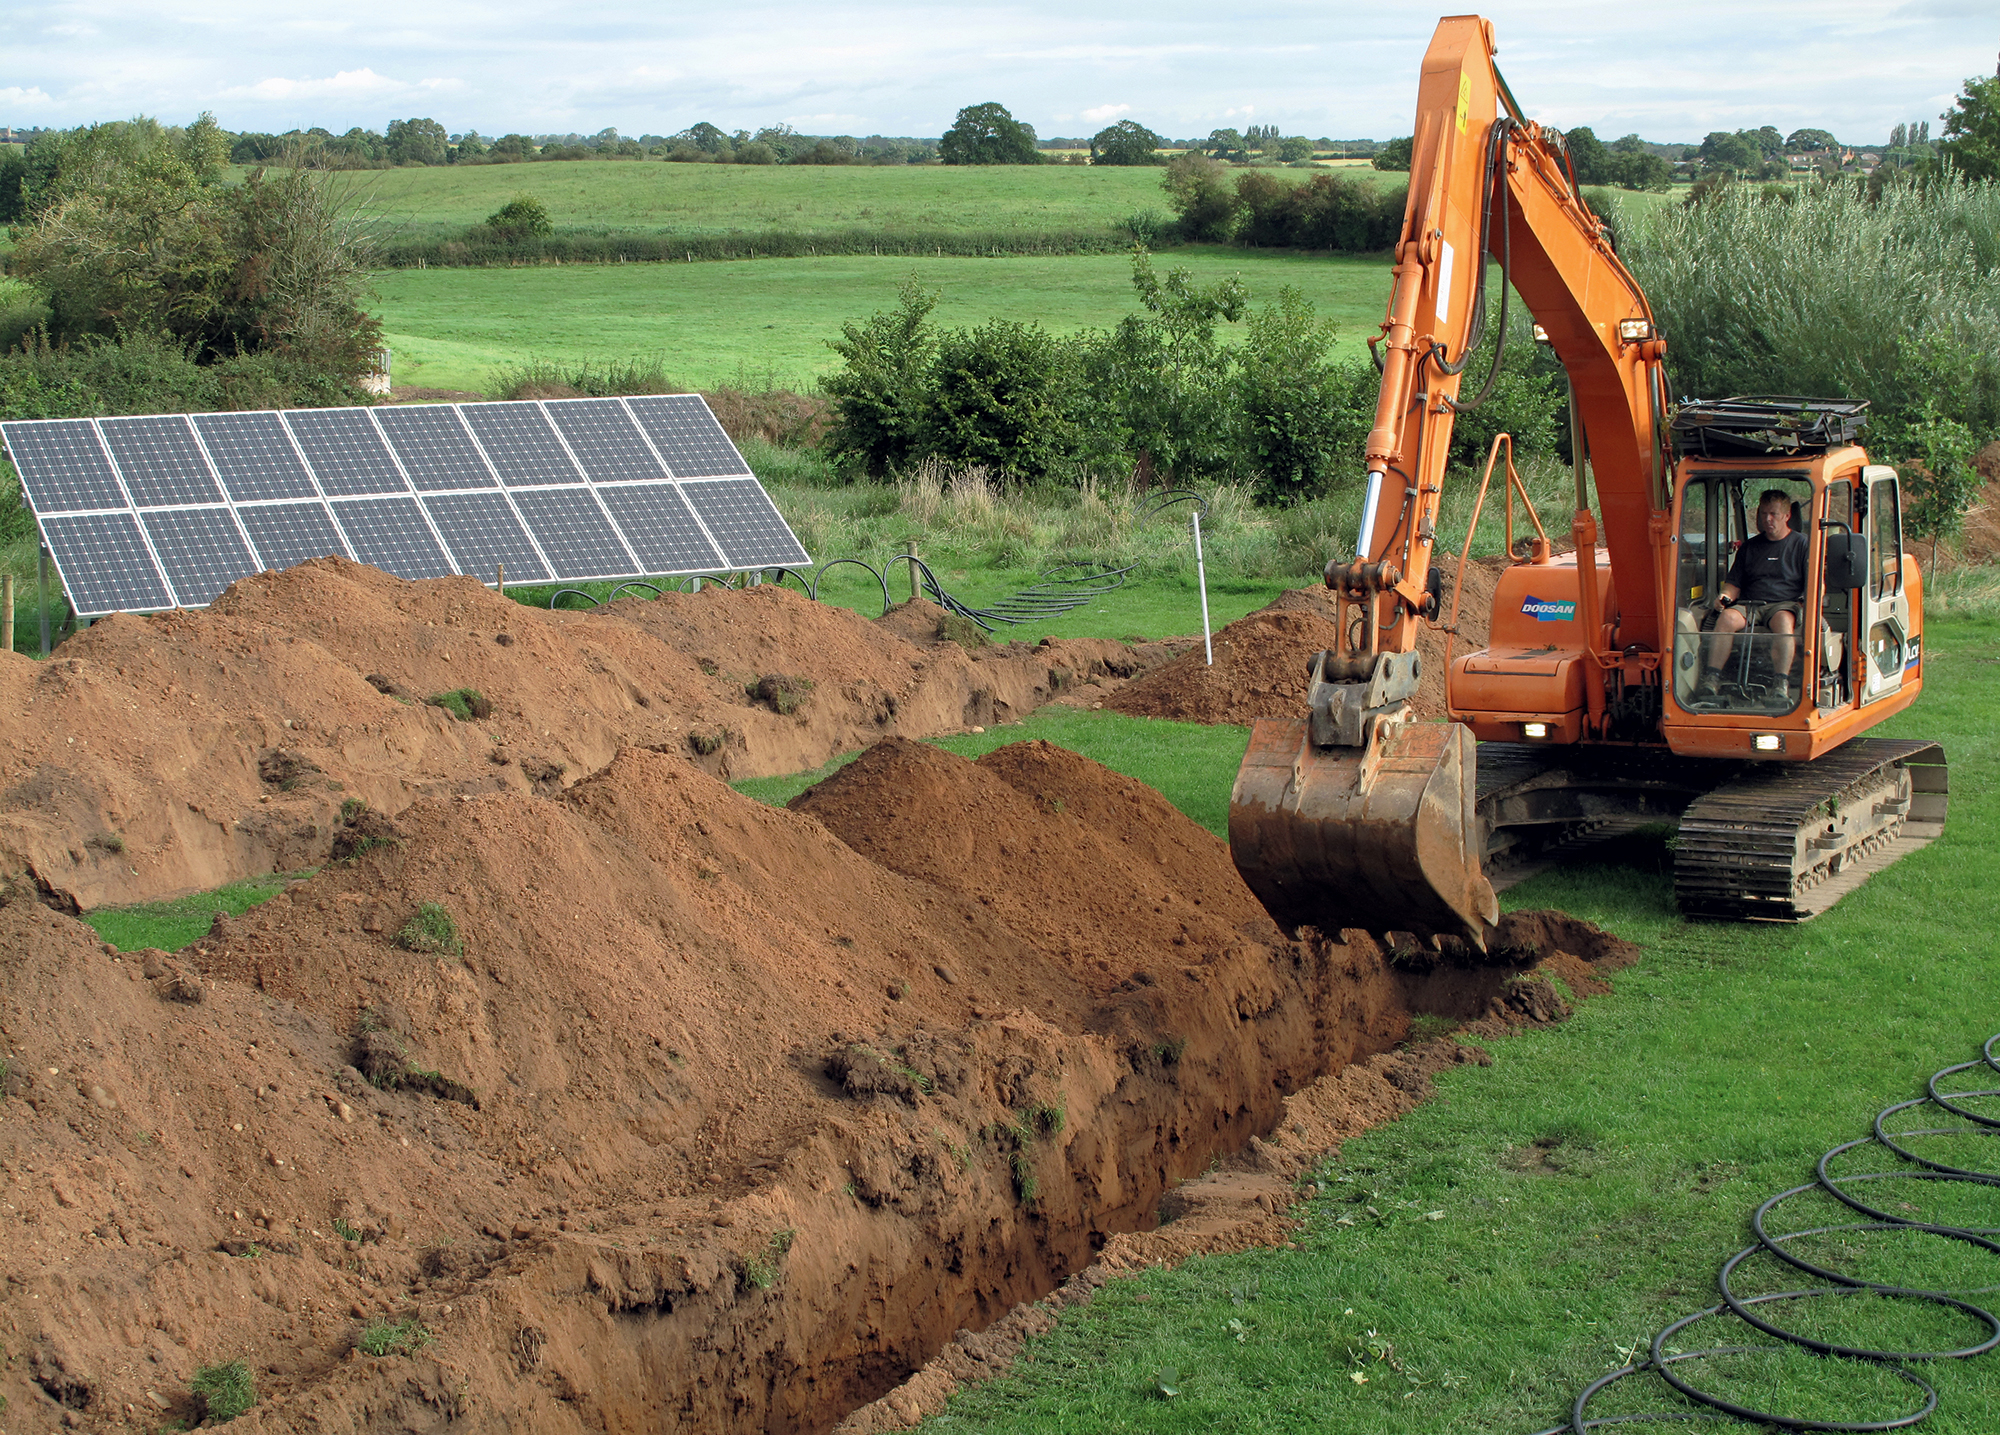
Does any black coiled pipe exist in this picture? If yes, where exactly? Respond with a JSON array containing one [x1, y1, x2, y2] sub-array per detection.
[[1531, 1033, 2000, 1433]]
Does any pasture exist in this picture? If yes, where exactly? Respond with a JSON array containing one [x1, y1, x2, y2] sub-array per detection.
[[348, 159, 1405, 241], [369, 247, 1395, 392]]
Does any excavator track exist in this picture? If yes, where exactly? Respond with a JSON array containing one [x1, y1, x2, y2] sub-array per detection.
[[1459, 739, 1947, 919], [1672, 738, 1946, 921]]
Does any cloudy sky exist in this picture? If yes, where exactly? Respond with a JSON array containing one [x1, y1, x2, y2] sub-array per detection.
[[4, 1, 1993, 146]]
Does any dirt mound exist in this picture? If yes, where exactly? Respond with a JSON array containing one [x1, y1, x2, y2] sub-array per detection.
[[0, 557, 1171, 910], [0, 728, 1638, 1433], [1108, 560, 1503, 726]]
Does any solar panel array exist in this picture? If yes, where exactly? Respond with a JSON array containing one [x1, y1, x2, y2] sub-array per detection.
[[0, 395, 811, 618]]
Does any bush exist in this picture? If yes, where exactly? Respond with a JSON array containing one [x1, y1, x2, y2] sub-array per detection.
[[1443, 309, 1565, 468], [0, 328, 370, 424], [1897, 408, 1982, 542], [822, 280, 942, 478], [485, 193, 552, 239], [1624, 173, 2000, 447], [1233, 171, 1405, 252], [927, 320, 1081, 484], [191, 1360, 256, 1423], [1161, 153, 1235, 242], [11, 122, 380, 373], [1235, 288, 1374, 502]]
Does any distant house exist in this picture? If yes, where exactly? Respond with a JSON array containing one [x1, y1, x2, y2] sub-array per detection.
[[1856, 152, 1881, 171]]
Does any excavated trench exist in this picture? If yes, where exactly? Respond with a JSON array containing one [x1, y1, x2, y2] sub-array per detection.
[[0, 564, 1636, 1433]]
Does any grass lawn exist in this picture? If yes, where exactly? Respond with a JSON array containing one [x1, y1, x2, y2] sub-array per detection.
[[369, 247, 1393, 392], [353, 162, 1209, 240]]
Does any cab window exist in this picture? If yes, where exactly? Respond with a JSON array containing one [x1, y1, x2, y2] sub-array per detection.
[[1869, 477, 1901, 599]]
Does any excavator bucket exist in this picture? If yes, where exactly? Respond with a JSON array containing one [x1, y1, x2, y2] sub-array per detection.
[[1229, 718, 1498, 949]]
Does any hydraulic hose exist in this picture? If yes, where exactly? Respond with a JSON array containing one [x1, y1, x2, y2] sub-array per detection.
[[1530, 1032, 2000, 1434]]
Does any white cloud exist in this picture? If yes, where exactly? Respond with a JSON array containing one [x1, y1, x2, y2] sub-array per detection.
[[1080, 102, 1130, 124], [219, 68, 463, 106], [0, 86, 55, 110], [225, 69, 405, 103]]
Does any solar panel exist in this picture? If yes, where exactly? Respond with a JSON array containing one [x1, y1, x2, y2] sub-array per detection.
[[625, 394, 751, 478], [100, 416, 226, 508], [423, 491, 553, 584], [140, 507, 258, 605], [683, 478, 810, 567], [1, 418, 127, 512], [238, 502, 350, 572], [375, 407, 498, 491], [283, 409, 409, 497], [40, 513, 173, 615], [460, 403, 584, 486], [596, 482, 726, 572], [545, 398, 668, 484], [2, 394, 807, 620], [192, 412, 320, 502], [511, 488, 638, 578], [330, 497, 455, 580]]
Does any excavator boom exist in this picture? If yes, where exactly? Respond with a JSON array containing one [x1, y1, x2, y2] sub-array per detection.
[[1234, 15, 1664, 948]]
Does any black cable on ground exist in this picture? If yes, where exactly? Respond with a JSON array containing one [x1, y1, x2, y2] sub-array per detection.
[[1529, 1033, 2000, 1434]]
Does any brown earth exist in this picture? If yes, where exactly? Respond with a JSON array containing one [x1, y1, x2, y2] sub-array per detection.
[[1109, 557, 1503, 726], [0, 558, 1641, 1433], [0, 560, 1175, 911], [0, 721, 1634, 1434]]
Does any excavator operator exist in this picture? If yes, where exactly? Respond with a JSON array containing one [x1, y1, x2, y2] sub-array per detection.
[[1697, 489, 1807, 705]]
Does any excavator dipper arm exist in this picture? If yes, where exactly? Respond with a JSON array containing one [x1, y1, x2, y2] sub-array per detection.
[[1229, 14, 1672, 948]]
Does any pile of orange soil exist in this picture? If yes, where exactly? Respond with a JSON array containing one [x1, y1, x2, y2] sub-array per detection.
[[0, 559, 1174, 910], [0, 729, 1632, 1433], [1108, 558, 1503, 726]]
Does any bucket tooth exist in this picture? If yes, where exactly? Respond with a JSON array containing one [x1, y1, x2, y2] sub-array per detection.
[[1230, 718, 1498, 948]]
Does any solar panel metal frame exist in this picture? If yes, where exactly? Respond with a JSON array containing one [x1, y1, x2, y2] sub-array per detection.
[[0, 394, 810, 619]]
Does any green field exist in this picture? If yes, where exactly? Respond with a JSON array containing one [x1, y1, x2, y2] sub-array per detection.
[[351, 162, 1203, 239], [370, 248, 1394, 392]]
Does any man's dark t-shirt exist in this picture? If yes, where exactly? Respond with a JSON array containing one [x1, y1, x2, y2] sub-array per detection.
[[1728, 530, 1807, 603]]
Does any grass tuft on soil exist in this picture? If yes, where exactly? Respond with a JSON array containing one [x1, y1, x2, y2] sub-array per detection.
[[190, 1358, 256, 1422], [396, 901, 464, 957], [356, 1316, 435, 1358]]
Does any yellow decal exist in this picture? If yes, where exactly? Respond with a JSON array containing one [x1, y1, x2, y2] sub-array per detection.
[[1456, 74, 1471, 133]]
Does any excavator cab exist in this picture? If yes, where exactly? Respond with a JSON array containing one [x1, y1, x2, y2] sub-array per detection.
[[1670, 473, 1818, 717]]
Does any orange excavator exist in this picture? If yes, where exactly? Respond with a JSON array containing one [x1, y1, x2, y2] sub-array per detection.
[[1229, 15, 1947, 948]]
